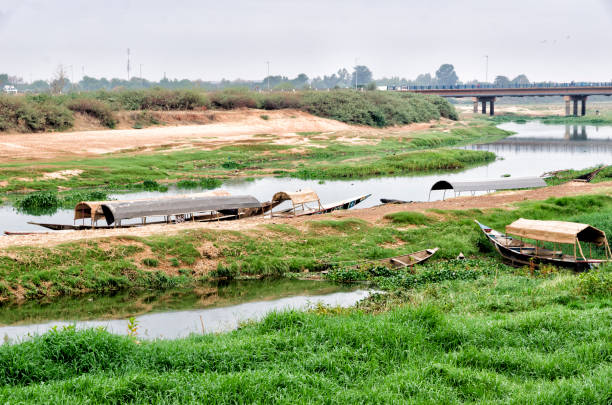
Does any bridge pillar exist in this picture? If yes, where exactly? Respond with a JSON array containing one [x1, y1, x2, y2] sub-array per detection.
[[564, 95, 588, 116], [475, 96, 496, 115]]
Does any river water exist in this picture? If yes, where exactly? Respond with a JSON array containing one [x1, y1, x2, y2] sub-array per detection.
[[2, 121, 610, 233], [0, 279, 372, 341]]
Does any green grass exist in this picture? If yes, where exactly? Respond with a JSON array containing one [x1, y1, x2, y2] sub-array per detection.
[[489, 113, 612, 126], [0, 262, 610, 403], [384, 211, 432, 225], [0, 122, 509, 195], [1, 194, 610, 303], [0, 194, 611, 402]]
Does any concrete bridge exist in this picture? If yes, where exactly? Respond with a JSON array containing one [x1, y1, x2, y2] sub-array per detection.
[[389, 83, 612, 116]]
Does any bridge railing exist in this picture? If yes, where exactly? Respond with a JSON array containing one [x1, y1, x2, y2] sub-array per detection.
[[387, 82, 612, 91]]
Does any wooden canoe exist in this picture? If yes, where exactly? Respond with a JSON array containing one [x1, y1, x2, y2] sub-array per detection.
[[373, 248, 439, 269]]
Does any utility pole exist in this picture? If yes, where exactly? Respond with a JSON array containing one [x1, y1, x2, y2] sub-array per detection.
[[127, 48, 131, 80], [266, 61, 270, 91], [484, 55, 489, 83], [354, 58, 358, 90]]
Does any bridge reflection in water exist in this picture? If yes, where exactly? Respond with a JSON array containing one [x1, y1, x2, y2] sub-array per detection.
[[467, 125, 612, 154]]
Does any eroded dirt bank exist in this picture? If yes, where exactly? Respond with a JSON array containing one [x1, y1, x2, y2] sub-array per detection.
[[1, 180, 609, 250]]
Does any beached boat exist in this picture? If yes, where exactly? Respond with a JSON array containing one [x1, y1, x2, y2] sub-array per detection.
[[29, 191, 280, 231], [476, 219, 611, 271], [574, 165, 608, 182], [271, 189, 370, 217], [380, 198, 411, 204], [372, 248, 439, 269]]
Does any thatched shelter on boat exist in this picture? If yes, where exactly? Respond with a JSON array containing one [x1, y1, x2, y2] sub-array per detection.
[[477, 219, 611, 271], [271, 188, 370, 217], [429, 177, 546, 200], [506, 218, 609, 247]]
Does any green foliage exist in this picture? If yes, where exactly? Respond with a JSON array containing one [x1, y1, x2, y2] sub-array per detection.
[[294, 149, 495, 180], [16, 192, 61, 214], [0, 96, 73, 132], [141, 258, 159, 268], [259, 114, 269, 120], [576, 264, 612, 296], [66, 98, 117, 128], [16, 189, 110, 214], [384, 211, 431, 225]]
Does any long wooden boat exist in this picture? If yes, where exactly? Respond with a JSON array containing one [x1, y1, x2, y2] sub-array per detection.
[[271, 189, 370, 217], [372, 248, 439, 269], [380, 198, 411, 204], [476, 220, 610, 271], [29, 197, 281, 231]]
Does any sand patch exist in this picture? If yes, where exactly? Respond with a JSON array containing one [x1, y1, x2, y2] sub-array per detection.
[[43, 169, 83, 180]]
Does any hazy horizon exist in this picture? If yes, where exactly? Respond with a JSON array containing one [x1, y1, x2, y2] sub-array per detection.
[[1, 0, 611, 83]]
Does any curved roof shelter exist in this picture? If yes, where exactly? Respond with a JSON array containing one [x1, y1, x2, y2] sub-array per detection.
[[506, 218, 608, 246], [429, 177, 546, 200], [74, 190, 232, 223], [100, 194, 260, 225]]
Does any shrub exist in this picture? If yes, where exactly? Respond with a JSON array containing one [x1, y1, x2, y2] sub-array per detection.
[[576, 265, 612, 297], [17, 192, 60, 214], [209, 89, 258, 109], [66, 98, 117, 128]]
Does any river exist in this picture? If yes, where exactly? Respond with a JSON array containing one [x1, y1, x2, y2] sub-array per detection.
[[1, 121, 610, 233]]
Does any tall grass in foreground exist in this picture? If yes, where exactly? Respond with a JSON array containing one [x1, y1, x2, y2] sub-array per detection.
[[0, 263, 610, 403]]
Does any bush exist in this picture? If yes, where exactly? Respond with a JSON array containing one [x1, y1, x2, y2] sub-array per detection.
[[576, 265, 612, 297], [66, 98, 117, 128], [17, 192, 61, 214], [0, 97, 73, 132], [209, 89, 258, 109]]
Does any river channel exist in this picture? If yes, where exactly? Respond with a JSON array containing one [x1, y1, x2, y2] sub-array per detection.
[[1, 121, 610, 233], [0, 279, 372, 341]]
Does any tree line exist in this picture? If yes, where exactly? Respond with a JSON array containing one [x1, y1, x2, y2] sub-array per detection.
[[1, 64, 532, 94]]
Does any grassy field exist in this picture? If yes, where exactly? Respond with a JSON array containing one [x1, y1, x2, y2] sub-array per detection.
[[0, 261, 609, 403], [1, 193, 610, 303], [0, 89, 457, 133]]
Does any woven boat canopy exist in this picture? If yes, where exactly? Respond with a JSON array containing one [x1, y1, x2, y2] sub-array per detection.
[[272, 189, 320, 205], [506, 218, 607, 245]]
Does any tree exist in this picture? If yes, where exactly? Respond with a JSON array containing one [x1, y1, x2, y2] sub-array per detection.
[[494, 75, 511, 87], [435, 64, 458, 86], [50, 65, 67, 94], [511, 74, 530, 85], [414, 73, 433, 86], [352, 65, 373, 88], [0, 74, 8, 86]]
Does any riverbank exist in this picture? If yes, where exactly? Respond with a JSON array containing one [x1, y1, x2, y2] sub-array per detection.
[[0, 118, 507, 196], [1, 182, 610, 303]]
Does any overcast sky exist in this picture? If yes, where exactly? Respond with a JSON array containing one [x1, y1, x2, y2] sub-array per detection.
[[1, 0, 611, 83]]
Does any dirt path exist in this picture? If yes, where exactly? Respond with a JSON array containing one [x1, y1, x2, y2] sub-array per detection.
[[1, 181, 609, 250]]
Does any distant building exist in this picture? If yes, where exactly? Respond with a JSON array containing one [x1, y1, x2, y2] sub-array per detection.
[[2, 85, 18, 94]]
